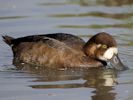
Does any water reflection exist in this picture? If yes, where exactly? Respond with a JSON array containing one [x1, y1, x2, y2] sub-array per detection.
[[13, 61, 118, 100], [92, 86, 116, 100]]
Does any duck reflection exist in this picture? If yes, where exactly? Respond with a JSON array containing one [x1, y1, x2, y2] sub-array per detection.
[[13, 61, 118, 100], [92, 86, 116, 100], [85, 69, 117, 100]]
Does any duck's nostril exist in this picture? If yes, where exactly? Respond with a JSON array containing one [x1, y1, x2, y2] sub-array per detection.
[[113, 56, 119, 64]]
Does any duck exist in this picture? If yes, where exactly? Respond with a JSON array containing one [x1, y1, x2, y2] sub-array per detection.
[[2, 32, 127, 70]]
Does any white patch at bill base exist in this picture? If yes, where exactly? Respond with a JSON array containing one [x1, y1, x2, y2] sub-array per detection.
[[99, 47, 118, 61]]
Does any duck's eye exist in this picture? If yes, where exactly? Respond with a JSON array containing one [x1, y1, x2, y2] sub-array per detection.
[[102, 45, 107, 48]]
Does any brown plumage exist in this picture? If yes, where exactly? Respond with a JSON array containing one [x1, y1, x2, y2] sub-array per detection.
[[3, 32, 125, 70]]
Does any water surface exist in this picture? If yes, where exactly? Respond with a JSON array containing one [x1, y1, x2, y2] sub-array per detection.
[[0, 0, 133, 100]]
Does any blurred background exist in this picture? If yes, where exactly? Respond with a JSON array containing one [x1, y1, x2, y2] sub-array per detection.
[[0, 0, 133, 100]]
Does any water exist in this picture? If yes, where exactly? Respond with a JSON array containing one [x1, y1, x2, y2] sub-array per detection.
[[0, 0, 133, 100]]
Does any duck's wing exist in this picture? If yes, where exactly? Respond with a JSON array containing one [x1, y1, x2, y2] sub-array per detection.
[[11, 37, 82, 67], [3, 33, 85, 50]]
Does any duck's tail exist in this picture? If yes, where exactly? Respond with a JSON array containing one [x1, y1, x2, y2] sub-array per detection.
[[2, 35, 14, 46]]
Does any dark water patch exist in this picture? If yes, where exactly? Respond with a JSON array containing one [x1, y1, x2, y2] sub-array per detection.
[[0, 16, 28, 20], [59, 22, 133, 29], [38, 0, 133, 7], [99, 0, 133, 6], [49, 12, 133, 20]]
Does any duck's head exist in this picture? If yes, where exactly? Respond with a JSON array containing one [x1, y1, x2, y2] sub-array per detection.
[[84, 32, 127, 70]]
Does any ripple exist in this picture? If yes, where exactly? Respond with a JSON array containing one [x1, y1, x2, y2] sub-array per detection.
[[38, 0, 133, 7], [58, 22, 133, 29], [0, 16, 28, 20], [49, 12, 133, 19]]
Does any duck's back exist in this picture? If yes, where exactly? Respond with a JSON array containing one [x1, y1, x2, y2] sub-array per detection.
[[45, 33, 85, 50], [9, 33, 85, 50]]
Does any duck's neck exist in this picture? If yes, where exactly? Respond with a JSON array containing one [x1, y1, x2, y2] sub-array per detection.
[[83, 42, 107, 67], [83, 42, 97, 59]]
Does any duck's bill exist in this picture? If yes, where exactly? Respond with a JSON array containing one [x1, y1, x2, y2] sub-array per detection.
[[108, 54, 128, 71]]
